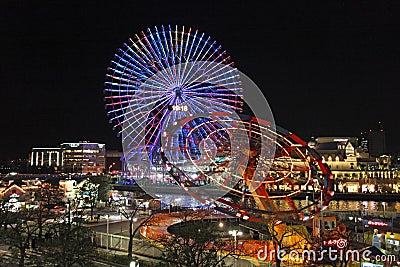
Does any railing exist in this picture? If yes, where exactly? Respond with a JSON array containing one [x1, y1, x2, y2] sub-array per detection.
[[324, 210, 399, 221], [94, 232, 257, 267], [94, 232, 160, 258]]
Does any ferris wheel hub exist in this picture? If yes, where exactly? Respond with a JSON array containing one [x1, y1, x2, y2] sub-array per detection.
[[174, 87, 183, 98]]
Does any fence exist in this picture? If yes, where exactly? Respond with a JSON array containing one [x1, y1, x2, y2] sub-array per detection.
[[324, 210, 399, 221], [94, 232, 259, 267], [94, 232, 160, 258]]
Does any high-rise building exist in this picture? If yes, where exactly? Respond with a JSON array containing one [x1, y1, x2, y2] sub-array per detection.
[[31, 148, 61, 167], [30, 141, 106, 174], [368, 130, 386, 157], [60, 142, 106, 174], [360, 131, 369, 153], [365, 122, 386, 158]]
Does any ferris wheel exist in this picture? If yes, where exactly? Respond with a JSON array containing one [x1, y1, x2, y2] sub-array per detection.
[[104, 25, 241, 136], [104, 25, 334, 221]]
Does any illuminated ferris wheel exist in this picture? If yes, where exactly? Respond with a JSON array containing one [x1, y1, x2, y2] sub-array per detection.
[[104, 25, 242, 137], [104, 25, 334, 222]]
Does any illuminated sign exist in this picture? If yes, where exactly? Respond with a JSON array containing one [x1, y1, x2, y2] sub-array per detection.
[[367, 221, 388, 227], [171, 105, 188, 111], [323, 238, 347, 247], [68, 143, 80, 147]]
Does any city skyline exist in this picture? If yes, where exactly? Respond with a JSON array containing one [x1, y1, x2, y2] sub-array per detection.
[[1, 1, 400, 159]]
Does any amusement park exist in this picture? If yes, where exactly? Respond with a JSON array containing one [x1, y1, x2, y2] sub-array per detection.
[[2, 2, 400, 266], [99, 25, 398, 266]]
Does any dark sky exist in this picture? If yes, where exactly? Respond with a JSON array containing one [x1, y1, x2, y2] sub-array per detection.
[[1, 1, 400, 159]]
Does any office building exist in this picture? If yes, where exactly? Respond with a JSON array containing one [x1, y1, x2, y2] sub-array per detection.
[[30, 141, 106, 174], [60, 142, 106, 174]]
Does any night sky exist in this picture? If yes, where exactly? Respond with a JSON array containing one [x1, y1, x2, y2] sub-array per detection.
[[1, 1, 400, 159]]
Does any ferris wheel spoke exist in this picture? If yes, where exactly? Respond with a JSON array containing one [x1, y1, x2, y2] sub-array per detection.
[[179, 42, 221, 85], [182, 61, 238, 92], [180, 61, 233, 90], [183, 96, 221, 114], [138, 32, 163, 69], [123, 97, 174, 144], [106, 65, 140, 81], [118, 95, 173, 137], [126, 95, 173, 124], [134, 34, 171, 84], [150, 27, 176, 83], [179, 27, 192, 84], [188, 95, 240, 112], [113, 52, 143, 73], [124, 41, 161, 78], [143, 30, 176, 85], [182, 79, 238, 95], [175, 25, 184, 83], [142, 76, 176, 93], [187, 89, 240, 99], [143, 104, 174, 149], [177, 29, 200, 84], [116, 53, 152, 78], [186, 29, 198, 63], [105, 77, 137, 89], [194, 36, 213, 62], [130, 93, 172, 114], [164, 26, 179, 84], [122, 116, 160, 147], [191, 32, 204, 61]]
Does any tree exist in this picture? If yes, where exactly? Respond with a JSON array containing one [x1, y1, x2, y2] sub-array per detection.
[[156, 210, 233, 267], [34, 195, 95, 267], [0, 186, 96, 267], [0, 208, 39, 267], [90, 175, 112, 203], [77, 178, 99, 220], [37, 222, 95, 267], [307, 223, 358, 267], [0, 199, 10, 230], [34, 181, 64, 239], [114, 200, 155, 259], [243, 220, 310, 267]]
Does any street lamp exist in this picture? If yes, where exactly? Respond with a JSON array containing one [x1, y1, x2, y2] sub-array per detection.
[[106, 214, 110, 251], [313, 178, 324, 238], [229, 230, 242, 267], [66, 198, 71, 225], [349, 216, 362, 242], [390, 217, 394, 238], [62, 196, 72, 225], [120, 211, 123, 234], [173, 198, 181, 212]]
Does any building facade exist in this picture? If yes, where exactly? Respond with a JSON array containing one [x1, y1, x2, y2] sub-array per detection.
[[30, 142, 106, 174], [368, 130, 386, 157], [30, 148, 61, 168], [312, 136, 398, 193], [60, 142, 106, 174]]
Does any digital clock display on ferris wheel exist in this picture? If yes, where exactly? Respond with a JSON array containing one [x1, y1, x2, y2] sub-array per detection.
[[171, 105, 188, 112]]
